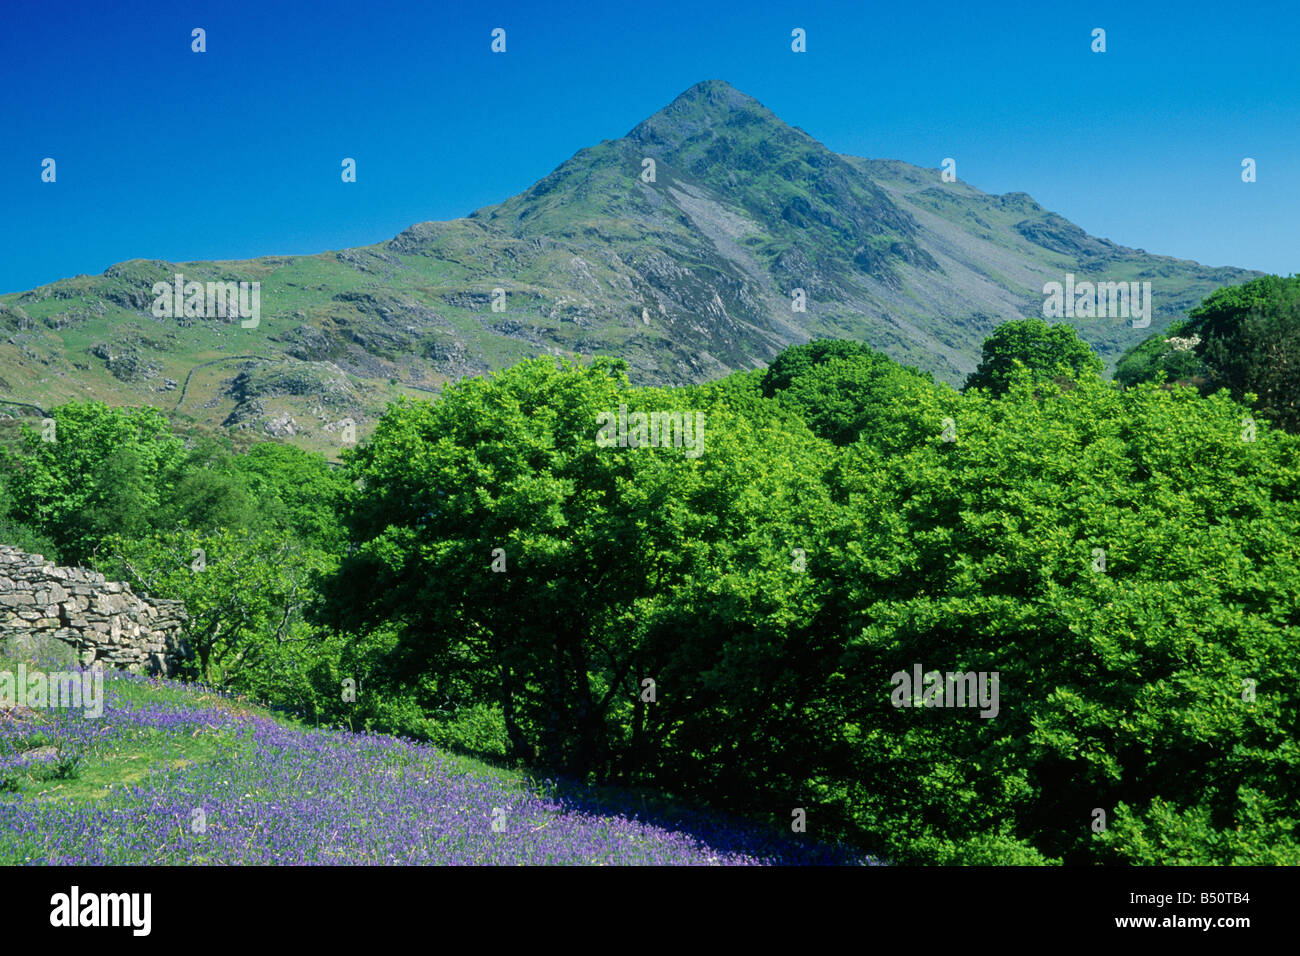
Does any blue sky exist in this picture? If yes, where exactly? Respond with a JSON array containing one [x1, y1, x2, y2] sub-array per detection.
[[2, 0, 1296, 293]]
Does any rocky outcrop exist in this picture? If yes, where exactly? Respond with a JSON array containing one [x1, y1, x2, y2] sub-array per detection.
[[0, 545, 188, 676]]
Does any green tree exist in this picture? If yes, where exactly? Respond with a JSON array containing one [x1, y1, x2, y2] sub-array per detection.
[[0, 480, 59, 561], [825, 369, 1300, 864], [101, 526, 331, 687], [1115, 276, 1300, 432], [0, 402, 182, 563], [232, 442, 350, 551], [760, 338, 888, 397], [153, 437, 263, 534], [767, 350, 955, 448], [1114, 320, 1210, 389], [318, 356, 646, 771], [964, 318, 1104, 396], [1187, 274, 1300, 431], [319, 355, 840, 797]]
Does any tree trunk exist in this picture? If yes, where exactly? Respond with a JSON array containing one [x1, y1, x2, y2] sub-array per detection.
[[567, 639, 600, 780], [499, 663, 529, 761], [544, 641, 565, 770], [629, 661, 644, 785]]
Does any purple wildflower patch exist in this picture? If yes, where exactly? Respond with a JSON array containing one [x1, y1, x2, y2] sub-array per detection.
[[0, 671, 878, 865]]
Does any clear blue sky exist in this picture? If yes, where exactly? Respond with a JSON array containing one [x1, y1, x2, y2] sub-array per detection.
[[2, 0, 1296, 294]]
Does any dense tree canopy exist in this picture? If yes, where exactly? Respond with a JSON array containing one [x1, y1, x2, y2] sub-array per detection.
[[1113, 319, 1210, 389], [0, 401, 349, 699], [1117, 274, 1300, 432], [0, 402, 182, 564], [964, 317, 1104, 396], [824, 369, 1300, 862], [3, 294, 1297, 865], [1189, 274, 1300, 431], [315, 337, 1299, 864]]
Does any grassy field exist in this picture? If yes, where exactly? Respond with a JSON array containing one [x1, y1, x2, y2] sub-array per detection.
[[0, 660, 872, 865]]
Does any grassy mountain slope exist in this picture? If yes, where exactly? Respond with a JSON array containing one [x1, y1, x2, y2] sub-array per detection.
[[0, 80, 1257, 450]]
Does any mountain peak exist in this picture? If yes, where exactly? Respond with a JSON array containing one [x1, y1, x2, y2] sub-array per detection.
[[670, 79, 751, 106], [0, 80, 1260, 447], [627, 79, 790, 150]]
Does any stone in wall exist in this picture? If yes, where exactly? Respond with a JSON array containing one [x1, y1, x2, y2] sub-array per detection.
[[0, 545, 188, 676]]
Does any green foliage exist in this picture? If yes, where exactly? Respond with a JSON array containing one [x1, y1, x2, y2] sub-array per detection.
[[760, 339, 889, 397], [3, 311, 1297, 866], [1187, 273, 1292, 332], [1118, 275, 1300, 433], [826, 372, 1300, 864], [0, 401, 182, 563], [964, 318, 1104, 396], [232, 442, 350, 551], [1101, 789, 1300, 865], [0, 403, 351, 706], [321, 355, 658, 771], [319, 337, 1299, 865], [0, 481, 59, 562], [771, 352, 956, 448], [1188, 274, 1300, 432], [160, 437, 262, 533], [98, 526, 334, 690], [1113, 320, 1212, 389], [0, 402, 350, 567], [421, 703, 510, 758], [320, 353, 843, 804]]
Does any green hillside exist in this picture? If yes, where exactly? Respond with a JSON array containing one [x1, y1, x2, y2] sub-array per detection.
[[0, 80, 1257, 452]]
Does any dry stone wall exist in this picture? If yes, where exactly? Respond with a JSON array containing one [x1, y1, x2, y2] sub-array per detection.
[[0, 545, 188, 676]]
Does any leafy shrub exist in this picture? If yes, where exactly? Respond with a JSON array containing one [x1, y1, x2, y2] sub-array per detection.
[[828, 372, 1300, 864], [424, 703, 509, 758], [963, 318, 1104, 396]]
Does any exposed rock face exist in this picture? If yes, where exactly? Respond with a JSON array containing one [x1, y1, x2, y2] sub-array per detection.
[[0, 545, 188, 676]]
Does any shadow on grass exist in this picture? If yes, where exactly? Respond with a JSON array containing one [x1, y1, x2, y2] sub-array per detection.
[[259, 699, 882, 865], [431, 742, 881, 866]]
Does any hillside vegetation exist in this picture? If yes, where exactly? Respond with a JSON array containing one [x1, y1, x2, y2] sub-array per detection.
[[1, 667, 855, 864], [1117, 273, 1300, 433], [2, 277, 1296, 865]]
